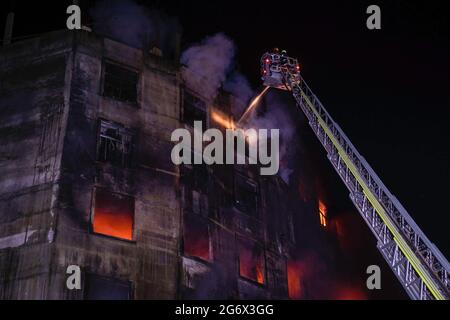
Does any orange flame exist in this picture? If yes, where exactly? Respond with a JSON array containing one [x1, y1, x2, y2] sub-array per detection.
[[256, 266, 265, 284], [319, 200, 327, 227], [239, 242, 265, 284], [93, 210, 134, 240], [211, 111, 235, 129]]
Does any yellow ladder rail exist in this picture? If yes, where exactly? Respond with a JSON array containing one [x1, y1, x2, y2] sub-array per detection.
[[300, 91, 446, 300]]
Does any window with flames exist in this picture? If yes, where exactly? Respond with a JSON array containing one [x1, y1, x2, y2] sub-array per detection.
[[238, 237, 265, 285], [183, 214, 211, 262], [92, 188, 135, 241]]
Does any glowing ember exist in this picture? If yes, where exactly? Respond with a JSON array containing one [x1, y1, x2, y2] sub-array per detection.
[[256, 266, 264, 284], [237, 86, 270, 125], [318, 200, 327, 227]]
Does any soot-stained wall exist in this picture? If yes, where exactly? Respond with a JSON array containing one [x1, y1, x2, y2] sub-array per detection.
[[0, 29, 406, 300]]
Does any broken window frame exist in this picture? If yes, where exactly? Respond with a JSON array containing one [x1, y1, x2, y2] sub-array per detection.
[[237, 236, 266, 285], [97, 119, 134, 168], [182, 89, 207, 127], [234, 173, 259, 218], [90, 188, 135, 242], [84, 273, 133, 300], [102, 60, 139, 104]]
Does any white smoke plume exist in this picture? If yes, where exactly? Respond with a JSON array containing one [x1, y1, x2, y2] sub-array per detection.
[[181, 33, 235, 100], [181, 33, 253, 104]]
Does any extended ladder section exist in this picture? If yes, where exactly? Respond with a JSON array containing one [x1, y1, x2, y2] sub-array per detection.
[[282, 70, 450, 300]]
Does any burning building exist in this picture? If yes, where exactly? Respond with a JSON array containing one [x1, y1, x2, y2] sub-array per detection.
[[0, 28, 291, 299], [0, 28, 405, 300]]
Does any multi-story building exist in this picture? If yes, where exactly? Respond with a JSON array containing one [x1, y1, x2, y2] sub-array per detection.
[[0, 29, 301, 299], [0, 29, 406, 300]]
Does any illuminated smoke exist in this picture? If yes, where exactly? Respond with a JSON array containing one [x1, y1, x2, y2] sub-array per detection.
[[181, 33, 253, 104], [181, 33, 235, 100], [175, 40, 299, 183], [242, 91, 296, 184]]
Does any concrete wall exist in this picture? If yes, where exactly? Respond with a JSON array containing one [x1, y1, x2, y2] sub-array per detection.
[[52, 31, 183, 299], [0, 30, 295, 299], [0, 31, 73, 299]]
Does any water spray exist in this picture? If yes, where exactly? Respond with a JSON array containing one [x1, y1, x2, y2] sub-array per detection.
[[237, 86, 270, 125]]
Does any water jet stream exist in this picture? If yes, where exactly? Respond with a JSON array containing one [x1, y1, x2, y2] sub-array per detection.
[[237, 86, 270, 125]]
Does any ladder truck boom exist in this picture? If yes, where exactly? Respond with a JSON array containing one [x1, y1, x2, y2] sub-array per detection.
[[260, 51, 450, 300]]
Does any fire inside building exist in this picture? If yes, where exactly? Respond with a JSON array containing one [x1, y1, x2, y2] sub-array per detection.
[[0, 24, 447, 299]]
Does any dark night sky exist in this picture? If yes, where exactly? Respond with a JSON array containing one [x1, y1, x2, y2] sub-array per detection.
[[2, 1, 450, 258]]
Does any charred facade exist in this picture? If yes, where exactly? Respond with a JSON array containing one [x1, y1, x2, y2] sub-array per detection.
[[0, 30, 296, 299], [0, 29, 405, 300]]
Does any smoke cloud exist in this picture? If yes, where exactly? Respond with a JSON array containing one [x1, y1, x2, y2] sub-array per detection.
[[90, 0, 181, 57], [180, 33, 295, 181], [181, 33, 235, 100], [181, 33, 253, 104]]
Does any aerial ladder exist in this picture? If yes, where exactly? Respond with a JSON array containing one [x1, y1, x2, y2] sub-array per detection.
[[260, 50, 450, 300]]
